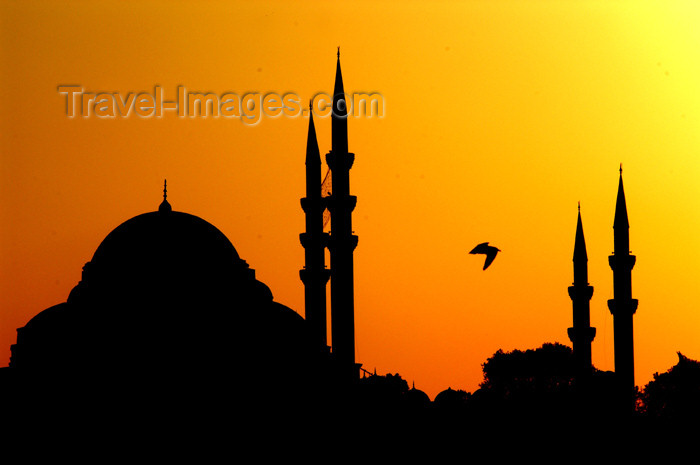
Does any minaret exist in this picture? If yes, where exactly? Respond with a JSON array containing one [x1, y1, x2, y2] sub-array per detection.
[[300, 110, 331, 352], [159, 179, 172, 212], [567, 203, 596, 380], [326, 49, 359, 379], [607, 166, 638, 409]]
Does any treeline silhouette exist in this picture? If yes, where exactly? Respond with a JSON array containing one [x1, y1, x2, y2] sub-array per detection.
[[2, 340, 693, 453], [345, 342, 700, 439]]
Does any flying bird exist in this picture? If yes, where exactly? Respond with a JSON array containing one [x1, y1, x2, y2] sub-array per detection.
[[469, 242, 501, 270]]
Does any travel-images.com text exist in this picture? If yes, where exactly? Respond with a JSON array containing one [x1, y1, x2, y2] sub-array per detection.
[[57, 86, 384, 125]]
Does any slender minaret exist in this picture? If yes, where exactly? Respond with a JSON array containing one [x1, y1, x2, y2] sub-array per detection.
[[300, 110, 331, 352], [567, 203, 596, 380], [326, 49, 359, 379], [607, 166, 638, 409]]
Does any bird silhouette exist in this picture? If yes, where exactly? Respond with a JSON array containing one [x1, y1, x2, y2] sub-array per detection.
[[469, 242, 501, 270]]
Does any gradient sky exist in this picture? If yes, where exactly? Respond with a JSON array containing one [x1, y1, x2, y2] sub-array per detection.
[[2, 0, 700, 400]]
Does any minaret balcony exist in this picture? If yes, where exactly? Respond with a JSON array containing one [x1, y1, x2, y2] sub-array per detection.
[[299, 231, 329, 249], [327, 234, 358, 252], [607, 298, 638, 316], [300, 197, 325, 214], [568, 285, 593, 301], [325, 195, 357, 213], [608, 254, 636, 271], [325, 151, 355, 170], [567, 327, 596, 344], [299, 268, 331, 285]]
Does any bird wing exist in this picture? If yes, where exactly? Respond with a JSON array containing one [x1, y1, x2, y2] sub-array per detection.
[[483, 249, 499, 270], [469, 242, 489, 254], [483, 254, 495, 270]]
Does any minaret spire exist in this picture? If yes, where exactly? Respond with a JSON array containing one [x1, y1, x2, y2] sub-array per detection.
[[573, 204, 588, 282], [568, 204, 595, 381], [306, 106, 320, 168], [300, 110, 331, 352], [326, 50, 359, 380], [332, 51, 348, 155], [614, 168, 630, 231], [607, 168, 638, 412]]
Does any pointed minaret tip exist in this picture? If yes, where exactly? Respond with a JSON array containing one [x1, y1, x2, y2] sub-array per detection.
[[331, 47, 348, 153], [334, 50, 345, 96], [613, 166, 629, 229], [306, 106, 320, 166], [159, 178, 172, 212], [574, 203, 588, 262]]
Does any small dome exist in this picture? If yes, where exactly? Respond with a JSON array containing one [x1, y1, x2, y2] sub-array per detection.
[[22, 303, 68, 331], [433, 387, 469, 408], [405, 386, 431, 407]]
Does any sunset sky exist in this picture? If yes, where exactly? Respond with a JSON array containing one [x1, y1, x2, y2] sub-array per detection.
[[2, 0, 700, 400]]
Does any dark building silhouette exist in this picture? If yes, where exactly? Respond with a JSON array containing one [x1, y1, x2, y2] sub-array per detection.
[[607, 166, 638, 409], [3, 185, 335, 430], [299, 50, 360, 382], [2, 52, 660, 439], [567, 203, 596, 379], [1, 53, 370, 442]]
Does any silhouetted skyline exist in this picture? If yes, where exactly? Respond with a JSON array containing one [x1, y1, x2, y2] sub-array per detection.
[[3, 1, 700, 404], [3, 51, 696, 434]]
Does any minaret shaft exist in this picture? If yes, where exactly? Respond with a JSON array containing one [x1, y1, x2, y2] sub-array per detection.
[[568, 207, 595, 379], [326, 52, 359, 379], [300, 112, 330, 351], [607, 170, 638, 410]]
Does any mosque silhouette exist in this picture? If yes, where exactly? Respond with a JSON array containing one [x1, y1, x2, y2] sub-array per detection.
[[1, 53, 644, 440]]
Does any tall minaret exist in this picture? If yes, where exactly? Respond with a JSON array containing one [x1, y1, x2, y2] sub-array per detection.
[[326, 49, 359, 379], [607, 166, 638, 409], [300, 109, 331, 352], [567, 203, 596, 380]]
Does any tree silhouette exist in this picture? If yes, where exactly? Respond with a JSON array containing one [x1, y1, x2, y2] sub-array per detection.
[[480, 342, 575, 392], [468, 342, 581, 422], [640, 352, 700, 420]]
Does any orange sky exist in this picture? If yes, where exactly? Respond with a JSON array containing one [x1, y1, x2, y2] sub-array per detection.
[[2, 0, 700, 400]]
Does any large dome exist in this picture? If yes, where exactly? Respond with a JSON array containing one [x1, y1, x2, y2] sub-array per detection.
[[68, 206, 271, 312], [11, 203, 312, 377], [92, 209, 241, 268]]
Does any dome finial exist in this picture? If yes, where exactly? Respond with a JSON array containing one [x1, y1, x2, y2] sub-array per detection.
[[620, 163, 623, 174], [159, 179, 172, 212]]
